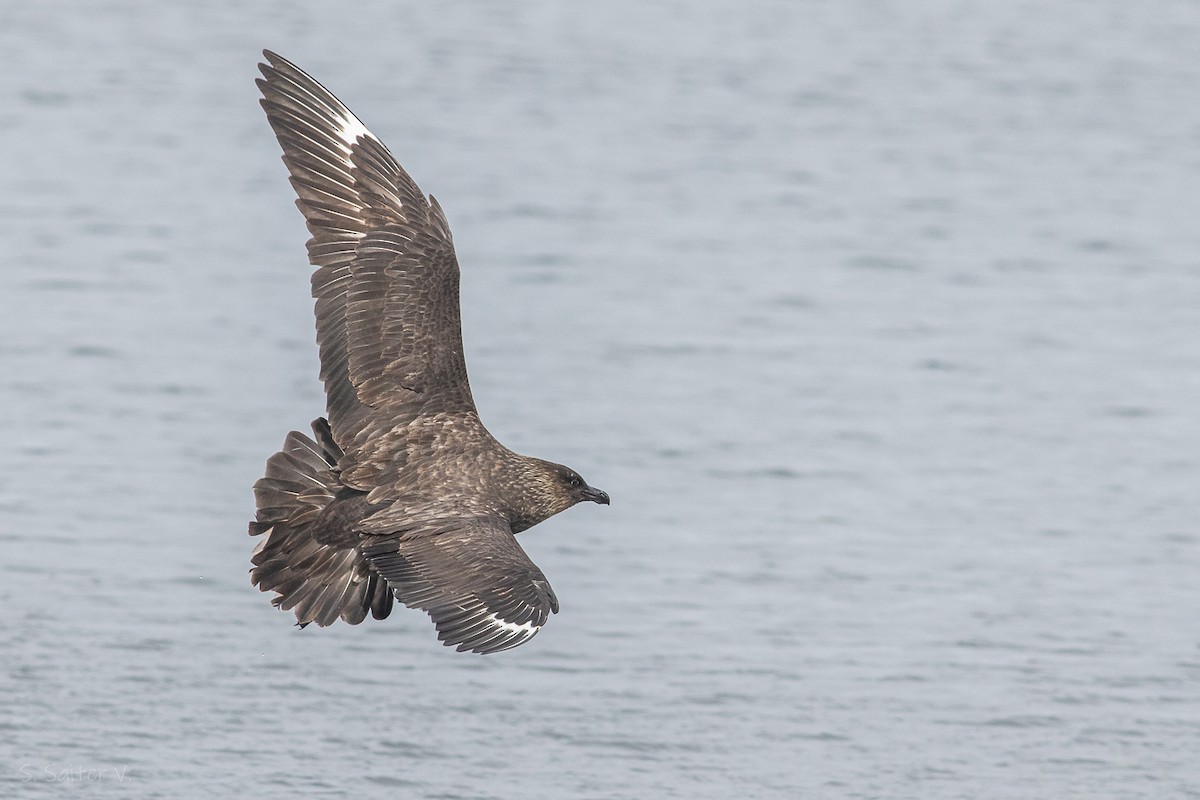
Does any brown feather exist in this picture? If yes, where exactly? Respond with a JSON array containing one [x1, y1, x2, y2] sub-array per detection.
[[247, 51, 607, 654]]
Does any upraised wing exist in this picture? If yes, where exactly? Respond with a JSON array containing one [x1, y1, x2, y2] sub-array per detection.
[[256, 50, 476, 475], [360, 517, 560, 654]]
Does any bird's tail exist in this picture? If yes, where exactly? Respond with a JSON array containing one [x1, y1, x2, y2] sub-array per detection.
[[248, 418, 393, 626]]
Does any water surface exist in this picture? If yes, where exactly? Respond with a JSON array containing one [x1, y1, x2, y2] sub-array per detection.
[[2, 2, 1199, 798]]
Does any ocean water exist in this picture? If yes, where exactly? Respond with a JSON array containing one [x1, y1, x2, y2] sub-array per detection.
[[2, 2, 1199, 797]]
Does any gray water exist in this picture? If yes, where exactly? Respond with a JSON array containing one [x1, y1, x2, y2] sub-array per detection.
[[3, 2, 1199, 797]]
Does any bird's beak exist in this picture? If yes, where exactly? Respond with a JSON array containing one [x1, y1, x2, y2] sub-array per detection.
[[581, 486, 610, 505]]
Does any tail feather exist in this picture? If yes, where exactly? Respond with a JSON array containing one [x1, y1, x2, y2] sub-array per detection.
[[249, 418, 392, 627]]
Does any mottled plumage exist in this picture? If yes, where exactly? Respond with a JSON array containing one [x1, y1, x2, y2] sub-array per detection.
[[249, 51, 608, 654]]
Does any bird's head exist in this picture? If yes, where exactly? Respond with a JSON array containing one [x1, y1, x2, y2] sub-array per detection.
[[551, 463, 610, 509], [512, 458, 609, 531]]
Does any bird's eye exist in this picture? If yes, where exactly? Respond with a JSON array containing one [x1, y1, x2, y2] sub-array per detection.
[[569, 474, 583, 487]]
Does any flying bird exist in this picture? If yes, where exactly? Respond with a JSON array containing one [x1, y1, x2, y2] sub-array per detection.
[[248, 50, 608, 654]]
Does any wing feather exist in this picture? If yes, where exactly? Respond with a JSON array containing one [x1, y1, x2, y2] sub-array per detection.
[[257, 50, 476, 474], [360, 518, 560, 655]]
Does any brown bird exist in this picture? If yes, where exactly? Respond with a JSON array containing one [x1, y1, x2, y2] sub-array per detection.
[[248, 50, 608, 654]]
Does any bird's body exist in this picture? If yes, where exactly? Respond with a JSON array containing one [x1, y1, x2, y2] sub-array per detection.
[[248, 50, 607, 654]]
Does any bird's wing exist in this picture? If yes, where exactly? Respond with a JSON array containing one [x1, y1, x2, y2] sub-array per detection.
[[360, 516, 560, 654], [256, 50, 475, 465]]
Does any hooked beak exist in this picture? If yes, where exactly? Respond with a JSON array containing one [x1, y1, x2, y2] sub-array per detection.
[[581, 485, 610, 506]]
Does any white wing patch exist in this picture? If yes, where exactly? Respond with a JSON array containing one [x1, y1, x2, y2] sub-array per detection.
[[437, 608, 543, 654], [467, 613, 542, 654], [484, 613, 539, 637], [331, 110, 375, 155], [458, 613, 540, 654], [323, 101, 409, 215]]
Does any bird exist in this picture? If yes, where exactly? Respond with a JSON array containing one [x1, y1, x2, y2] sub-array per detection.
[[248, 50, 609, 654]]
